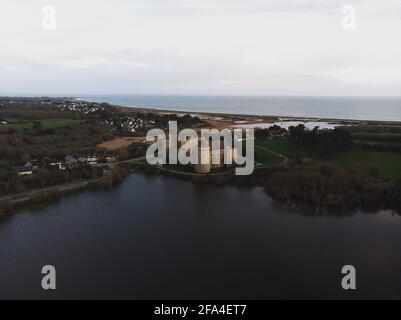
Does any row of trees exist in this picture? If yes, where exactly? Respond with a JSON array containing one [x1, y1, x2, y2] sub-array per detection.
[[255, 124, 354, 157], [0, 165, 104, 197], [355, 141, 401, 153], [288, 125, 353, 157], [254, 125, 287, 139], [0, 98, 76, 120], [0, 122, 114, 165], [260, 164, 401, 212], [115, 142, 148, 161], [352, 133, 401, 144]]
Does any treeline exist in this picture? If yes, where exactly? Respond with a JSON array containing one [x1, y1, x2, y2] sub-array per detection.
[[350, 131, 401, 153], [0, 166, 130, 215], [0, 99, 76, 120], [89, 166, 129, 189], [345, 124, 401, 134], [352, 133, 401, 144], [288, 125, 353, 157], [109, 111, 206, 136], [354, 141, 401, 153], [115, 142, 148, 161], [255, 124, 353, 157], [0, 167, 128, 214], [128, 161, 401, 215], [0, 123, 114, 165], [0, 165, 104, 197], [259, 164, 401, 213], [255, 125, 287, 139]]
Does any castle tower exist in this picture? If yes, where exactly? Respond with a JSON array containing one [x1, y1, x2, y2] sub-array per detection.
[[195, 144, 211, 174]]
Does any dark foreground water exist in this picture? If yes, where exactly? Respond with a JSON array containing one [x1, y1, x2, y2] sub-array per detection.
[[0, 174, 401, 299], [81, 95, 401, 122]]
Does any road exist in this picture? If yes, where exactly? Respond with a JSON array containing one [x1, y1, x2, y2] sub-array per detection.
[[254, 145, 289, 167], [1, 180, 90, 204]]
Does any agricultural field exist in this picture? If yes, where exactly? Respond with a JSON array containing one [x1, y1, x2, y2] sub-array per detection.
[[254, 146, 284, 167], [311, 150, 401, 180], [255, 139, 304, 157], [0, 118, 85, 131], [36, 118, 85, 129], [254, 137, 401, 179]]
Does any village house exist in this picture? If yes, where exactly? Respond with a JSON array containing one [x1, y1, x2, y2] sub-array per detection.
[[103, 155, 117, 163], [49, 161, 65, 170], [64, 155, 78, 169], [77, 154, 99, 165], [13, 161, 34, 176]]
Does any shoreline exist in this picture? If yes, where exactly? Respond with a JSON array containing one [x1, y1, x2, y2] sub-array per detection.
[[110, 103, 401, 133], [1, 97, 401, 216], [76, 96, 401, 125], [0, 181, 91, 216], [0, 168, 129, 216], [89, 102, 401, 127]]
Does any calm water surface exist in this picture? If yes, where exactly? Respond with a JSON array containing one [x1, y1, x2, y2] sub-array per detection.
[[81, 95, 401, 122], [0, 174, 401, 299]]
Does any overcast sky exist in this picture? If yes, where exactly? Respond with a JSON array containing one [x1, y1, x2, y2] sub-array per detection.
[[0, 0, 400, 96]]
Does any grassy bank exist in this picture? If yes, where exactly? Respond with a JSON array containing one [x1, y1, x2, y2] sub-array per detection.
[[254, 138, 401, 180], [0, 167, 128, 216], [255, 139, 304, 157]]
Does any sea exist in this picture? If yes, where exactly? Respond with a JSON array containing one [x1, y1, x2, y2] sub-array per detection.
[[79, 95, 401, 122]]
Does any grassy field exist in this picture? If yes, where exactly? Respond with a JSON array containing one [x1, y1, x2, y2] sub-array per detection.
[[352, 132, 401, 138], [312, 151, 401, 180], [38, 118, 85, 129], [255, 138, 401, 179], [255, 139, 304, 157], [254, 147, 283, 167], [0, 118, 85, 131]]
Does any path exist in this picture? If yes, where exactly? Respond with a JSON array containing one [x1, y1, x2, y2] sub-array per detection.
[[1, 181, 90, 204], [254, 145, 288, 167]]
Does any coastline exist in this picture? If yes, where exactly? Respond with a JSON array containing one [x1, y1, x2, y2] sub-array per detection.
[[77, 98, 401, 127], [1, 97, 401, 216], [0, 167, 130, 216], [108, 102, 401, 134], [78, 95, 401, 125]]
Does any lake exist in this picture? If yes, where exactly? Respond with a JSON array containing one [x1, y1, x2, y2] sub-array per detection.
[[80, 95, 401, 122], [0, 174, 400, 299]]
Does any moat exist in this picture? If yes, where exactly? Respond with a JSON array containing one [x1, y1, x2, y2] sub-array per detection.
[[0, 174, 400, 299]]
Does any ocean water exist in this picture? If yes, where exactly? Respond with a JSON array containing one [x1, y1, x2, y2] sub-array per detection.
[[80, 95, 401, 122]]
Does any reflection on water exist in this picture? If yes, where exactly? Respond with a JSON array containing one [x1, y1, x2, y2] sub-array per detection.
[[0, 174, 401, 299]]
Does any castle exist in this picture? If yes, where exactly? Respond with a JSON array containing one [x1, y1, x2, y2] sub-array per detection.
[[179, 137, 238, 174]]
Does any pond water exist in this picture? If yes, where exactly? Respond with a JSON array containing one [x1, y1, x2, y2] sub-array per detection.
[[0, 174, 400, 299]]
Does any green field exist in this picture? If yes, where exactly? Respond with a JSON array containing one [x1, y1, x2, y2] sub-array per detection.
[[255, 139, 304, 157], [312, 151, 401, 179], [0, 118, 84, 131], [37, 118, 85, 129], [254, 147, 283, 167], [254, 138, 401, 179], [352, 132, 401, 138]]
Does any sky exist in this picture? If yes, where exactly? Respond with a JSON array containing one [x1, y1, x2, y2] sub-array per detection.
[[0, 0, 400, 96]]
